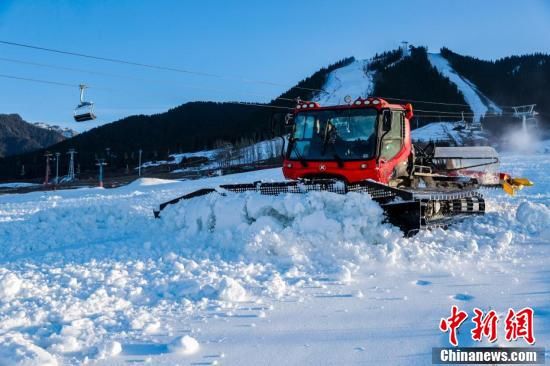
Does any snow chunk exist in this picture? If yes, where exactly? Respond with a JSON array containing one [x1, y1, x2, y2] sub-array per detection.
[[264, 274, 287, 299], [338, 265, 353, 283], [167, 335, 200, 355], [0, 271, 23, 300], [0, 332, 58, 366], [218, 277, 248, 302], [96, 341, 122, 359]]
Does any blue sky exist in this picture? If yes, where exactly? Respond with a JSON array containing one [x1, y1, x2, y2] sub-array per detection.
[[1, 0, 549, 131]]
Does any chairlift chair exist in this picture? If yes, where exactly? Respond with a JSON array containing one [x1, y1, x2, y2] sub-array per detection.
[[73, 84, 96, 122]]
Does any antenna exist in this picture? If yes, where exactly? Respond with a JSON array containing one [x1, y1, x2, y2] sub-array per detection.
[[401, 41, 410, 57]]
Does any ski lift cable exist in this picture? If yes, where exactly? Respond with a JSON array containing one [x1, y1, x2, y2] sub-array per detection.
[[413, 114, 511, 119], [0, 42, 531, 110], [0, 56, 297, 103], [0, 72, 518, 116], [0, 73, 80, 88], [414, 109, 516, 117], [0, 73, 115, 92], [0, 40, 326, 94], [381, 96, 520, 109], [0, 73, 293, 111]]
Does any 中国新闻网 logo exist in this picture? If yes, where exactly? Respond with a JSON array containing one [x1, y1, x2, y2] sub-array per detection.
[[439, 305, 535, 346]]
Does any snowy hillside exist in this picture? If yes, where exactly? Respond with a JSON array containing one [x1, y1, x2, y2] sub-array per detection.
[[428, 53, 502, 123], [0, 146, 548, 365], [411, 121, 465, 145], [315, 59, 373, 105], [140, 138, 283, 171]]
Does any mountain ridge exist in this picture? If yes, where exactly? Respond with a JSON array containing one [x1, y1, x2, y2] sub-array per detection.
[[0, 114, 66, 158]]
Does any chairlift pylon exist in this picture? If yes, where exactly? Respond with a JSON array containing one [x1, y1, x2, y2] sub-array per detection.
[[73, 84, 96, 122]]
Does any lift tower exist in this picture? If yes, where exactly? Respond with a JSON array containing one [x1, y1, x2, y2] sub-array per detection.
[[67, 149, 77, 181], [512, 104, 538, 132]]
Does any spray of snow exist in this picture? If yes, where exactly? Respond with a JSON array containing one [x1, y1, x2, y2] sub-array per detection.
[[501, 126, 543, 154]]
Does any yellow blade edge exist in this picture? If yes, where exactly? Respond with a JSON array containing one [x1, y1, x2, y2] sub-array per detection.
[[502, 181, 516, 196], [510, 178, 534, 187]]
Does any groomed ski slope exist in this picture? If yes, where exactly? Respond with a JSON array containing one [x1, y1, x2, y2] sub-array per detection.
[[428, 53, 502, 123], [315, 60, 373, 105], [0, 148, 548, 365]]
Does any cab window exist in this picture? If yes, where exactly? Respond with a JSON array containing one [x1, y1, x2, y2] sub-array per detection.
[[380, 111, 403, 160]]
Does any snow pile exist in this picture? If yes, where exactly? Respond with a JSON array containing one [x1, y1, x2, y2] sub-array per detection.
[[160, 191, 398, 274], [428, 53, 501, 123]]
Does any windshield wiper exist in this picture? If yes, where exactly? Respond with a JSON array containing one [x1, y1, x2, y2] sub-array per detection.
[[289, 139, 308, 167]]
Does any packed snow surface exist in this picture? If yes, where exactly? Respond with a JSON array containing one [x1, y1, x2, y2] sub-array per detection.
[[428, 53, 502, 123], [0, 148, 548, 365]]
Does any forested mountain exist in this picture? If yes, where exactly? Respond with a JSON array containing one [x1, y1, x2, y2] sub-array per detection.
[[372, 46, 472, 126], [441, 48, 550, 117], [0, 114, 65, 158], [440, 48, 550, 132], [1, 46, 548, 180]]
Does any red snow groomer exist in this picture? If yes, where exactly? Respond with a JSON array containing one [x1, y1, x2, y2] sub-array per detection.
[[155, 97, 532, 236]]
